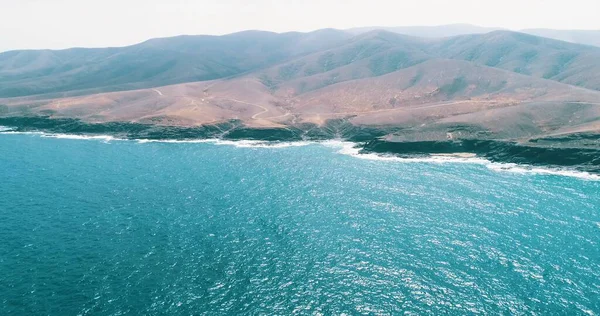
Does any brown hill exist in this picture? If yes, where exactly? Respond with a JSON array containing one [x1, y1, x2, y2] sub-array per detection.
[[3, 58, 599, 142], [3, 29, 600, 98], [430, 31, 600, 90], [0, 29, 351, 98], [291, 59, 600, 134], [349, 25, 600, 48], [256, 31, 430, 94], [1, 29, 600, 145]]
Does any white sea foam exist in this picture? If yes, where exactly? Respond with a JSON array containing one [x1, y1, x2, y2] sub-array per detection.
[[213, 139, 312, 148], [0, 131, 46, 136], [485, 163, 600, 181], [322, 140, 600, 181], [2, 131, 598, 181], [321, 140, 490, 164], [41, 133, 122, 142], [136, 139, 217, 144], [0, 130, 122, 142], [136, 138, 313, 148]]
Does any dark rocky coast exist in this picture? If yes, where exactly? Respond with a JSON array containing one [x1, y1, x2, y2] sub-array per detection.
[[1, 116, 599, 174]]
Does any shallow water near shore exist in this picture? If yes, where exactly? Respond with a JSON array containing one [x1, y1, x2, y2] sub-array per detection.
[[2, 129, 599, 180], [1, 133, 599, 315]]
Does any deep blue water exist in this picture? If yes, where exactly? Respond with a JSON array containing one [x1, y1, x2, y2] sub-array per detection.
[[1, 133, 599, 315]]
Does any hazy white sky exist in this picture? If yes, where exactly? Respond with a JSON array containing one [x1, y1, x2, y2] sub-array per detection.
[[1, 0, 599, 52]]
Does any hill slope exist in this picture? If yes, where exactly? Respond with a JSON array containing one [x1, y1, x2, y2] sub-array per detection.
[[255, 31, 430, 95], [251, 30, 600, 97], [3, 58, 599, 141], [1, 28, 600, 147], [516, 29, 600, 48], [348, 24, 503, 37], [0, 29, 351, 98], [349, 25, 600, 48], [3, 29, 600, 98], [428, 31, 600, 90]]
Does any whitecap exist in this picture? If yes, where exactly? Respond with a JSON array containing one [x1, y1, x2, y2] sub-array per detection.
[[3, 131, 598, 181], [0, 130, 122, 142], [485, 163, 600, 181], [40, 133, 123, 142], [321, 140, 490, 164], [213, 139, 312, 148], [136, 139, 217, 144], [135, 138, 313, 148], [0, 131, 46, 136]]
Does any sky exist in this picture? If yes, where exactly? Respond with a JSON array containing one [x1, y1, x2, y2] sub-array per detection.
[[1, 0, 599, 52]]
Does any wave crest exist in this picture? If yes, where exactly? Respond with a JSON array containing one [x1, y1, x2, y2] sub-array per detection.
[[137, 138, 312, 148], [2, 131, 597, 181], [323, 140, 600, 181], [0, 130, 122, 142], [41, 134, 122, 142]]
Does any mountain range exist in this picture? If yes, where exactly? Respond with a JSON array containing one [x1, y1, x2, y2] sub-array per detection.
[[1, 25, 600, 147], [348, 24, 600, 48]]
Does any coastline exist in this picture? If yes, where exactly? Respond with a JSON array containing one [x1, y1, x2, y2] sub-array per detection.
[[1, 116, 599, 176], [361, 139, 600, 175]]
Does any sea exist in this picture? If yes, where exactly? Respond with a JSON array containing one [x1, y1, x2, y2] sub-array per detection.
[[1, 130, 599, 315]]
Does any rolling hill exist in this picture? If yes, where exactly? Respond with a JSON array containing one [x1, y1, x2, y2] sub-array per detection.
[[520, 29, 600, 48], [1, 28, 600, 146], [428, 31, 600, 90], [349, 24, 600, 48], [255, 31, 430, 95], [4, 29, 600, 99], [348, 24, 503, 38], [0, 29, 351, 98]]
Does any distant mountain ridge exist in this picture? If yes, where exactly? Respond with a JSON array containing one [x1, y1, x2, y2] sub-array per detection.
[[522, 28, 600, 48], [2, 27, 600, 99], [0, 29, 352, 98], [255, 29, 600, 95], [348, 24, 600, 48], [347, 24, 505, 38]]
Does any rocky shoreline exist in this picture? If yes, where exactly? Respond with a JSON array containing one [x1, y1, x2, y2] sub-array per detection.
[[361, 139, 600, 174], [1, 116, 599, 174]]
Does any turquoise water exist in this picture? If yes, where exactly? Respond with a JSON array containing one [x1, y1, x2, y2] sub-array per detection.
[[1, 133, 599, 315]]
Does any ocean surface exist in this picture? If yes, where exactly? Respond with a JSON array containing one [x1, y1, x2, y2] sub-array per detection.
[[1, 132, 599, 315]]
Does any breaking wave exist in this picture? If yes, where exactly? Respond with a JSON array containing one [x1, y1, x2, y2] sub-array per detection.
[[136, 139, 215, 144], [322, 140, 600, 181], [212, 140, 313, 148], [0, 130, 122, 142], [1, 130, 597, 181], [484, 163, 600, 181], [136, 138, 312, 148], [41, 134, 123, 142]]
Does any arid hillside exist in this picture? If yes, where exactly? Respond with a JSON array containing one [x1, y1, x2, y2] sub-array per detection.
[[0, 29, 351, 98], [428, 31, 600, 90], [1, 29, 600, 144], [349, 24, 600, 48]]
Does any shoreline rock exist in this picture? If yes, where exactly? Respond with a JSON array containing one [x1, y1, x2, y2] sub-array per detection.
[[1, 116, 599, 174]]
